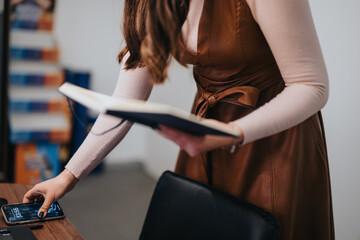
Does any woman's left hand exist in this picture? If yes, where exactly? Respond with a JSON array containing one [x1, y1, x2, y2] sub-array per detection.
[[156, 119, 244, 157]]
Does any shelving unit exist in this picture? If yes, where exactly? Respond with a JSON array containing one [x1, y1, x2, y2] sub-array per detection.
[[0, 0, 11, 182], [8, 0, 70, 184]]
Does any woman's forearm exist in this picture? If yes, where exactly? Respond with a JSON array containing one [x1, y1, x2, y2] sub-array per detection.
[[234, 0, 328, 144], [65, 54, 153, 179]]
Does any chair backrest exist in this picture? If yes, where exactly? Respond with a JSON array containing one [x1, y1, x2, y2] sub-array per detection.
[[140, 171, 278, 240]]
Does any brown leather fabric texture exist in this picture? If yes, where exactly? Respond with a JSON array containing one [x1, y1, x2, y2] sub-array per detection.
[[175, 0, 334, 239]]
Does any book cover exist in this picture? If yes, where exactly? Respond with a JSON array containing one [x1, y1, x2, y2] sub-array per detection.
[[64, 69, 90, 155], [10, 0, 56, 31], [14, 142, 60, 185], [59, 83, 239, 137]]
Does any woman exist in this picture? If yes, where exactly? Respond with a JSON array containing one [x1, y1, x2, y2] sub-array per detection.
[[24, 0, 334, 239]]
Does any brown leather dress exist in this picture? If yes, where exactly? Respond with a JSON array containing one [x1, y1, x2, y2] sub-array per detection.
[[174, 0, 334, 239]]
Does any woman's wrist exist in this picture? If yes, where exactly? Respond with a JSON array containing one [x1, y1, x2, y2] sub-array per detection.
[[59, 169, 79, 189], [229, 122, 244, 144], [228, 122, 244, 153]]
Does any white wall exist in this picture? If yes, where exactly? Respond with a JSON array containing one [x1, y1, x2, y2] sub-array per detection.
[[309, 1, 360, 239], [54, 1, 360, 239]]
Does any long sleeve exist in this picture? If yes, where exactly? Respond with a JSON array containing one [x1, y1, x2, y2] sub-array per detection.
[[233, 0, 329, 144], [65, 54, 153, 179]]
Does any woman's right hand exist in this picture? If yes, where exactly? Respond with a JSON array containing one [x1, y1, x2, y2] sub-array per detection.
[[22, 169, 79, 218]]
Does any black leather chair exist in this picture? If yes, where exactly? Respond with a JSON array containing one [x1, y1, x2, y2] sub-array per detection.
[[139, 171, 278, 240]]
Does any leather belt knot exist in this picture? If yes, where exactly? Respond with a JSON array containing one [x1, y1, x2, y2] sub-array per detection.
[[203, 92, 218, 107], [195, 86, 260, 117]]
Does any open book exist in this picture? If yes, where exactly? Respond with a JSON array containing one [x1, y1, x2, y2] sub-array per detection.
[[59, 83, 239, 137]]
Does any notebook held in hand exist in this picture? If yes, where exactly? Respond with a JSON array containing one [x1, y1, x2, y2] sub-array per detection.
[[58, 83, 240, 137]]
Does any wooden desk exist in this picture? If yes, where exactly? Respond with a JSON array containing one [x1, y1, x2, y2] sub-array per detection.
[[0, 183, 83, 240]]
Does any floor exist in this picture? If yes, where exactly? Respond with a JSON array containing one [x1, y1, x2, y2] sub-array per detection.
[[60, 162, 156, 240]]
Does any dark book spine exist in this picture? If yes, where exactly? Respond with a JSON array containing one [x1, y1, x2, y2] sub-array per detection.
[[11, 19, 53, 31], [9, 100, 67, 113], [11, 21, 38, 30], [9, 72, 64, 86], [10, 47, 58, 62], [65, 69, 90, 155], [10, 129, 70, 144]]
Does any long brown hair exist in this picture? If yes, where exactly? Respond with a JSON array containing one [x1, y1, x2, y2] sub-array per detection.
[[118, 0, 190, 84]]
